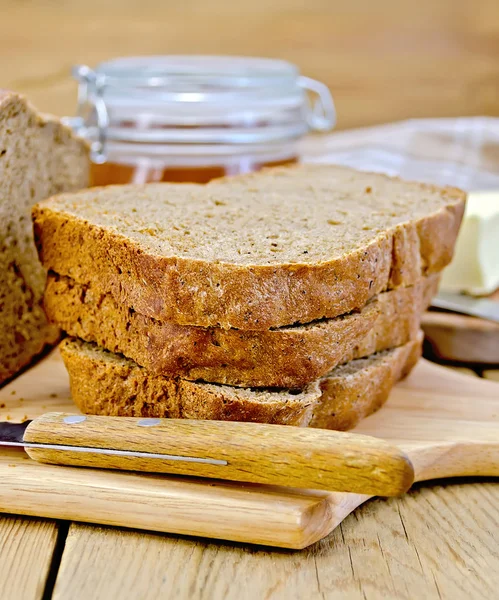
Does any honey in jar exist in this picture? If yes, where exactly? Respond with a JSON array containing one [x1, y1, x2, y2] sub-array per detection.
[[67, 56, 335, 185], [90, 157, 298, 186]]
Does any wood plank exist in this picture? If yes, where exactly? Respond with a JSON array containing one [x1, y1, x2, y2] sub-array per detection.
[[308, 482, 499, 599], [1, 0, 499, 129], [0, 515, 60, 600], [392, 482, 499, 598], [52, 481, 499, 600]]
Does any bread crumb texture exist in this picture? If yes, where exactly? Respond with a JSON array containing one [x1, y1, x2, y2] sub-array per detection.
[[0, 91, 89, 383], [33, 164, 465, 329], [45, 271, 437, 388], [60, 333, 423, 431]]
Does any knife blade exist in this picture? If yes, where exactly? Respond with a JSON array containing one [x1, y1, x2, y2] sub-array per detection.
[[431, 291, 499, 323], [0, 412, 414, 496]]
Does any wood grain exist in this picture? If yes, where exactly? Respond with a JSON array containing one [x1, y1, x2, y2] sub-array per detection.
[[0, 349, 498, 550], [51, 480, 499, 600], [422, 290, 499, 364], [422, 311, 499, 363], [0, 515, 60, 600], [1, 0, 499, 130], [24, 412, 414, 496], [0, 447, 340, 550]]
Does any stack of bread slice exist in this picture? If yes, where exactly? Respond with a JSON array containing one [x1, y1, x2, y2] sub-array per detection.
[[32, 165, 466, 429]]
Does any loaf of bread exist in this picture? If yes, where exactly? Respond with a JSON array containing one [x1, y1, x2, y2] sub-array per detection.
[[0, 91, 89, 384], [33, 165, 465, 330], [60, 333, 423, 431], [45, 272, 437, 388]]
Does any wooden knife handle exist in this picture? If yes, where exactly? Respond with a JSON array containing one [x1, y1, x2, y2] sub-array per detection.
[[23, 412, 414, 496]]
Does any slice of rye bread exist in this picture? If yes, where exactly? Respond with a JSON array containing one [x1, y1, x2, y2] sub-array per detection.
[[32, 164, 465, 330], [45, 272, 438, 388], [60, 332, 423, 431], [0, 91, 89, 384]]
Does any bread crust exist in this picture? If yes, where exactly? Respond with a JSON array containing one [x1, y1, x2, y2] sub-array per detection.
[[60, 334, 422, 431], [32, 166, 465, 330], [310, 334, 422, 430], [45, 272, 437, 388], [0, 90, 89, 383]]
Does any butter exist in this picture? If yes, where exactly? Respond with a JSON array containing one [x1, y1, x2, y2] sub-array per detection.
[[440, 191, 499, 296]]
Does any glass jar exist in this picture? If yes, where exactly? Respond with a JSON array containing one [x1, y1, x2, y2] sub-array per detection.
[[65, 55, 336, 185]]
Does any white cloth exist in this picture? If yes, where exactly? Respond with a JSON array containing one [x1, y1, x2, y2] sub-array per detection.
[[300, 117, 499, 191]]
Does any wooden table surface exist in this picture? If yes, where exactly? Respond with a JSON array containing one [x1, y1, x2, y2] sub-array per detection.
[[1, 1, 499, 598]]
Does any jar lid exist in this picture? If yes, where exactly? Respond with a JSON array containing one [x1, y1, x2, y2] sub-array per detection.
[[97, 55, 299, 90], [67, 55, 336, 163]]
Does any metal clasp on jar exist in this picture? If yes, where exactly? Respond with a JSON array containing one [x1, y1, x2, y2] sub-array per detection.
[[62, 65, 110, 164]]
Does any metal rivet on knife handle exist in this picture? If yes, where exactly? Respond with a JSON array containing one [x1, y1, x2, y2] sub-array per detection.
[[63, 415, 87, 425], [137, 418, 162, 427]]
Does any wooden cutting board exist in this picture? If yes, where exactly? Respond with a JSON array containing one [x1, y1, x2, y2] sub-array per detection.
[[422, 290, 499, 364], [0, 349, 498, 549]]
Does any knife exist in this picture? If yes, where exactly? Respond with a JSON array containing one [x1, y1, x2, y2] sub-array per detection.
[[431, 291, 499, 323], [0, 412, 414, 496]]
